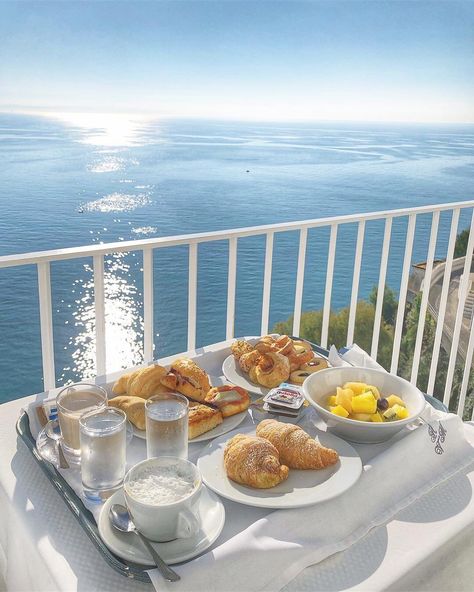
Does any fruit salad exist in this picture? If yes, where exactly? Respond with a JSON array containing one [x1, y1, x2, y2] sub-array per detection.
[[325, 381, 409, 422]]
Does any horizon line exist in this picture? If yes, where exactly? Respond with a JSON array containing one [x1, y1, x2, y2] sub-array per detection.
[[1, 107, 474, 126]]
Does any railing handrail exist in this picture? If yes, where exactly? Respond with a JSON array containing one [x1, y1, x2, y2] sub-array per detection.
[[1, 199, 473, 268]]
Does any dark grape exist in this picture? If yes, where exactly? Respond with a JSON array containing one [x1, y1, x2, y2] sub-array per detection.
[[377, 398, 389, 411]]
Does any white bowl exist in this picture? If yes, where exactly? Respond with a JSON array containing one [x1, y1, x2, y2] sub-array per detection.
[[303, 366, 426, 443]]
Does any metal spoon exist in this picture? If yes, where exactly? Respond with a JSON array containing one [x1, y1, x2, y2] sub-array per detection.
[[109, 504, 180, 582], [45, 419, 70, 469]]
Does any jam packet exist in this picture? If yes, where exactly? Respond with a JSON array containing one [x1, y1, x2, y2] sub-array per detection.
[[263, 383, 305, 410]]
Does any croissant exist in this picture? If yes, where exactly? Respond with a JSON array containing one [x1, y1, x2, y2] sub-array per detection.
[[256, 419, 339, 470], [112, 372, 133, 395], [224, 434, 289, 488], [130, 365, 169, 398], [108, 395, 146, 430]]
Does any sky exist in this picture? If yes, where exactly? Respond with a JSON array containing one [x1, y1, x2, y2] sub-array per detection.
[[0, 0, 473, 123]]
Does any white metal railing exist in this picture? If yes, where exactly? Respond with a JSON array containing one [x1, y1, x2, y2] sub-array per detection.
[[0, 200, 473, 416]]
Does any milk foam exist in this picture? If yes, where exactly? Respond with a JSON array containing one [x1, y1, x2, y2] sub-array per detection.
[[126, 465, 195, 505]]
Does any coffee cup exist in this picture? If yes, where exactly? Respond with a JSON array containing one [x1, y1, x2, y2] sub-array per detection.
[[123, 457, 202, 542]]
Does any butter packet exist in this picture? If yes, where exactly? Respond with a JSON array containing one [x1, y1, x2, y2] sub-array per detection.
[[263, 383, 305, 410]]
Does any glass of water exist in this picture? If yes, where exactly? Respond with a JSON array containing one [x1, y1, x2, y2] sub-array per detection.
[[79, 407, 127, 501], [145, 393, 189, 459]]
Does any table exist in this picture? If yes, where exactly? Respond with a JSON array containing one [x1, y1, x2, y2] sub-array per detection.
[[1, 339, 474, 591]]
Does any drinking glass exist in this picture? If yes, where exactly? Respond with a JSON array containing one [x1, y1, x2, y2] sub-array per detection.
[[79, 407, 127, 501], [145, 393, 189, 459], [56, 383, 108, 458]]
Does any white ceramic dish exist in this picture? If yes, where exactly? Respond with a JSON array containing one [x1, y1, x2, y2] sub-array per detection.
[[132, 409, 248, 442], [197, 425, 362, 509], [98, 486, 225, 566], [222, 340, 329, 397], [303, 366, 426, 444]]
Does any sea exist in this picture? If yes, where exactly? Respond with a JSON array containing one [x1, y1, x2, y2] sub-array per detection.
[[0, 112, 473, 402]]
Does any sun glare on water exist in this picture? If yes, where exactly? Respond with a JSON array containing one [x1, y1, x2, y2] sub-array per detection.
[[52, 112, 151, 147]]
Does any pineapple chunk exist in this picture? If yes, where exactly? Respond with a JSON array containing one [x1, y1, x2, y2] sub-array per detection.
[[335, 387, 353, 413], [351, 392, 377, 414], [371, 412, 384, 423], [350, 412, 373, 421], [387, 394, 406, 408], [343, 382, 368, 395], [365, 384, 381, 400], [326, 395, 337, 407], [330, 405, 349, 418]]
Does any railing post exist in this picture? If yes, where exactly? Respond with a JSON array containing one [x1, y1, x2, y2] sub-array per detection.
[[93, 254, 106, 376], [459, 308, 474, 418], [444, 209, 474, 408], [226, 237, 237, 340], [371, 217, 393, 359], [143, 248, 154, 362], [292, 228, 308, 337], [410, 211, 440, 384], [187, 243, 198, 351], [347, 221, 365, 346], [261, 232, 274, 336], [390, 214, 417, 374], [321, 224, 338, 349], [37, 262, 56, 390], [428, 209, 460, 397]]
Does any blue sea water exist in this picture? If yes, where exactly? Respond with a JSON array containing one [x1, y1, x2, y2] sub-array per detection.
[[0, 113, 473, 402]]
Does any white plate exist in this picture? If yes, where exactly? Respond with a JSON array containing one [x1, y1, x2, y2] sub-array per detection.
[[222, 354, 269, 397], [132, 410, 248, 443], [197, 425, 362, 509], [98, 486, 225, 566], [222, 337, 329, 397]]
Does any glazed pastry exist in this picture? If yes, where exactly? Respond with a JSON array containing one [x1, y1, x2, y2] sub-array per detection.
[[287, 348, 314, 372], [188, 403, 223, 439], [239, 350, 261, 373], [109, 396, 146, 430], [299, 357, 328, 373], [255, 335, 278, 354], [128, 364, 169, 398], [248, 364, 259, 384], [231, 339, 254, 361], [256, 419, 339, 470], [205, 385, 250, 417], [224, 433, 289, 488], [255, 352, 290, 388], [289, 369, 313, 385], [274, 335, 296, 357], [160, 358, 211, 402], [291, 339, 312, 354]]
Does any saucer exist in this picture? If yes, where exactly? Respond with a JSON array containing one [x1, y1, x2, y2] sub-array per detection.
[[98, 485, 225, 566]]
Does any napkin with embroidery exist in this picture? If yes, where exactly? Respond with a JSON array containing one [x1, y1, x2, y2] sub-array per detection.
[[151, 406, 474, 592]]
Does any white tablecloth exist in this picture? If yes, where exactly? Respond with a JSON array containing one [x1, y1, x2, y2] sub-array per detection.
[[1, 339, 474, 591]]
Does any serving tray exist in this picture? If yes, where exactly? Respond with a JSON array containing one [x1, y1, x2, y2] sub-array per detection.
[[16, 410, 152, 583], [15, 339, 447, 582]]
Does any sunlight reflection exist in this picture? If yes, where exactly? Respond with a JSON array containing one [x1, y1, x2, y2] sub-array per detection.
[[81, 191, 152, 213], [60, 254, 144, 382], [52, 112, 151, 146]]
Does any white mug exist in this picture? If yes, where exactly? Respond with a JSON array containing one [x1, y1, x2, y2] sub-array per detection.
[[123, 457, 202, 542]]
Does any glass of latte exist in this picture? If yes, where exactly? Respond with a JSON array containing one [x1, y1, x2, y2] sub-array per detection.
[[56, 382, 108, 459]]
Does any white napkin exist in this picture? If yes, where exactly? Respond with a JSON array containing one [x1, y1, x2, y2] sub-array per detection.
[[152, 408, 474, 592], [328, 343, 385, 370]]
